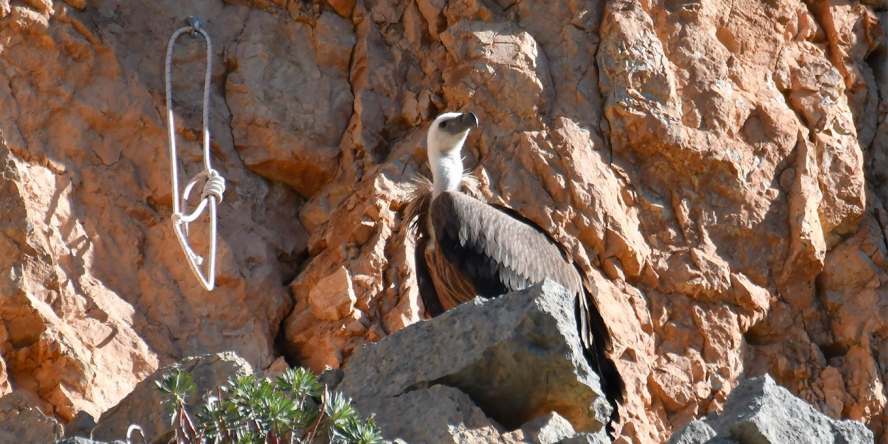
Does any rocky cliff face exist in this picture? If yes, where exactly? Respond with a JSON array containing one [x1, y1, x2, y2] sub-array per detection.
[[1, 0, 887, 443]]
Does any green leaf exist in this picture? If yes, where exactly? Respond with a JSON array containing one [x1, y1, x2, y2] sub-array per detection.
[[276, 368, 323, 403], [153, 366, 382, 444], [155, 370, 196, 406], [196, 394, 241, 441], [334, 416, 385, 444]]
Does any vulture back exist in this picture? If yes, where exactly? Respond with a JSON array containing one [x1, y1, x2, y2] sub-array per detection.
[[429, 191, 625, 408]]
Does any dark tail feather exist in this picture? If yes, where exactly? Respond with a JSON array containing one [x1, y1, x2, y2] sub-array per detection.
[[416, 241, 444, 318], [576, 293, 625, 437]]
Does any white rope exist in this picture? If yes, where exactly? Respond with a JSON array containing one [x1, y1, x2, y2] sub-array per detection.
[[126, 424, 145, 444], [165, 17, 224, 291]]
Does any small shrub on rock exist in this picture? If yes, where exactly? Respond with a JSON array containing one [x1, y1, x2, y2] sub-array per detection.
[[156, 367, 383, 444]]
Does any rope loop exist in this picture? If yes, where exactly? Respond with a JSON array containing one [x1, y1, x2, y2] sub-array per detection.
[[165, 17, 222, 291]]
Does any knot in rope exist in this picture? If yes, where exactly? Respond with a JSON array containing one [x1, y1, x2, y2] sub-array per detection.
[[201, 170, 226, 203]]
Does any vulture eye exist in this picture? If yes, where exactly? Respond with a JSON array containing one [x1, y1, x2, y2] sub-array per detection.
[[439, 121, 448, 129]]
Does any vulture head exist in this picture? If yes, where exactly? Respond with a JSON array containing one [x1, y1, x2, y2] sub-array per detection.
[[427, 112, 479, 197]]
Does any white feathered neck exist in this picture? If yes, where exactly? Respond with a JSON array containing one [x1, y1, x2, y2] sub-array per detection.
[[427, 112, 470, 198]]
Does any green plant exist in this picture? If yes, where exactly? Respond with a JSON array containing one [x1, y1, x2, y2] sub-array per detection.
[[156, 368, 382, 444], [156, 370, 201, 441]]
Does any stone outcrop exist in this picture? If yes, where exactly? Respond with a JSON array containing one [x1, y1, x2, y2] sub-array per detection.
[[667, 375, 872, 444], [338, 281, 612, 443], [90, 352, 252, 444], [0, 391, 63, 443], [38, 320, 871, 444], [509, 413, 608, 444], [0, 0, 887, 443]]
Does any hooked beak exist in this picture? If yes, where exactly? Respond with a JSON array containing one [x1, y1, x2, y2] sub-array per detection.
[[459, 112, 479, 128]]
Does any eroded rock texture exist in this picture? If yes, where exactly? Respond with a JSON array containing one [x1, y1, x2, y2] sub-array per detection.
[[338, 281, 613, 442], [1, 0, 887, 443], [667, 375, 873, 444]]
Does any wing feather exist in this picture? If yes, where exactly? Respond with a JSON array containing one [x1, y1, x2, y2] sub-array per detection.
[[431, 191, 581, 295]]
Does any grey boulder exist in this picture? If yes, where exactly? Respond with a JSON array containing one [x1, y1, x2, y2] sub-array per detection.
[[506, 413, 609, 444], [667, 420, 718, 444], [667, 375, 873, 444], [339, 280, 613, 443]]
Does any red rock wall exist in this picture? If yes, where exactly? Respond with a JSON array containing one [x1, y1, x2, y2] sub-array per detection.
[[1, 0, 887, 443]]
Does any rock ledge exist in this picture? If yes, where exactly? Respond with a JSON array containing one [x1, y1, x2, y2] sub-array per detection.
[[339, 280, 612, 443], [668, 375, 873, 444]]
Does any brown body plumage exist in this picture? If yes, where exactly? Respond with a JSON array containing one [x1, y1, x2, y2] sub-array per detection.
[[404, 174, 486, 312], [404, 171, 623, 396]]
